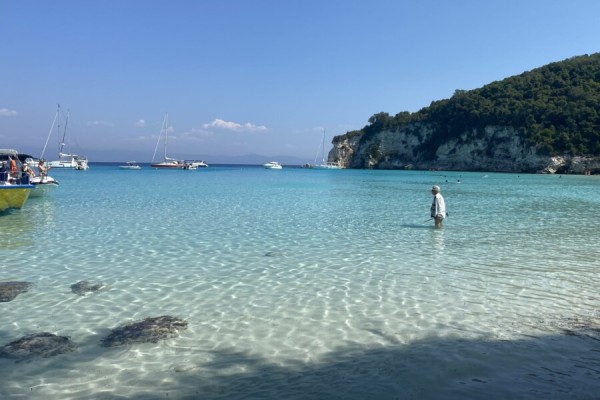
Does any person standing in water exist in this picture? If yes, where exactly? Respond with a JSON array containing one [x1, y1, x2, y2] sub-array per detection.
[[430, 185, 446, 228]]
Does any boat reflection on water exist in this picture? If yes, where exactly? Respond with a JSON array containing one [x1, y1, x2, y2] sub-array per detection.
[[0, 198, 55, 250], [0, 209, 34, 249]]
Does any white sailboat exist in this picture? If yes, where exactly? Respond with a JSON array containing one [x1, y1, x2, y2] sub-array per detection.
[[151, 113, 184, 169], [43, 105, 89, 170], [310, 129, 341, 169]]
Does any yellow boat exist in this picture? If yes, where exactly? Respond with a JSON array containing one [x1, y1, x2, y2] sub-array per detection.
[[0, 149, 35, 212], [0, 185, 33, 212]]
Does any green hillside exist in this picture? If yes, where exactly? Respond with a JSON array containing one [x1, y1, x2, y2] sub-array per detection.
[[339, 53, 600, 158]]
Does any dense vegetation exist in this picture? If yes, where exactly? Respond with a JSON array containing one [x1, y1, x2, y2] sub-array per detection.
[[339, 53, 600, 157]]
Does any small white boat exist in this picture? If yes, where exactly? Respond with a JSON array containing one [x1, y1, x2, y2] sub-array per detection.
[[20, 157, 59, 197], [119, 161, 142, 170], [29, 175, 59, 197], [75, 157, 89, 170], [184, 160, 208, 168], [182, 163, 197, 170], [264, 161, 283, 169]]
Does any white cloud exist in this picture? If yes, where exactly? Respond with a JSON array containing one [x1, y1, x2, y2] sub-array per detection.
[[0, 108, 17, 117], [134, 119, 146, 128], [203, 118, 267, 132], [87, 120, 114, 127]]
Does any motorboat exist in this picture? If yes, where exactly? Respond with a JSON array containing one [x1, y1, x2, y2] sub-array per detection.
[[20, 157, 59, 197], [0, 149, 35, 211], [75, 157, 89, 170], [0, 183, 34, 212], [119, 161, 142, 170], [184, 160, 208, 168], [263, 161, 283, 169], [29, 175, 59, 197]]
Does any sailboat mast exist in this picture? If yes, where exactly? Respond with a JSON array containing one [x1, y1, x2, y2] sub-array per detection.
[[41, 107, 59, 160], [57, 104, 62, 153], [57, 106, 70, 156], [164, 113, 168, 160], [322, 128, 326, 164], [151, 113, 168, 163]]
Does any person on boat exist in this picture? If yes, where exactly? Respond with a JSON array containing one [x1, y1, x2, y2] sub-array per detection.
[[430, 185, 446, 228], [0, 161, 8, 182], [38, 160, 49, 177], [21, 162, 35, 177], [9, 156, 18, 177]]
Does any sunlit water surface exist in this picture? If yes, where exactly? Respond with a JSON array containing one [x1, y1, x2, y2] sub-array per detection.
[[1, 165, 599, 399]]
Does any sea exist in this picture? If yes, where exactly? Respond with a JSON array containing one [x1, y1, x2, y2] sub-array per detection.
[[1, 164, 599, 399]]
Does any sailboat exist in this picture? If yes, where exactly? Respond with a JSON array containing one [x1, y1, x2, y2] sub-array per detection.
[[151, 113, 184, 168], [44, 105, 89, 170], [310, 129, 341, 169]]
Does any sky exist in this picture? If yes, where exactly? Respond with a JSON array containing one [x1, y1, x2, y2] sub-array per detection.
[[1, 0, 600, 163]]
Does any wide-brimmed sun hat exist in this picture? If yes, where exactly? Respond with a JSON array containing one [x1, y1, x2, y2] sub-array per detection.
[[432, 185, 440, 191]]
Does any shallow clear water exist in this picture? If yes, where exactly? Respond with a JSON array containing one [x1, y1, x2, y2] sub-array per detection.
[[1, 165, 600, 399]]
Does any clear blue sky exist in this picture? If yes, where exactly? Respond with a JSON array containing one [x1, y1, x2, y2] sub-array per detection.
[[1, 0, 599, 163]]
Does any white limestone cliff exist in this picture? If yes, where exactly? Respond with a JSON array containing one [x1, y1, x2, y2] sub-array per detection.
[[330, 124, 600, 174]]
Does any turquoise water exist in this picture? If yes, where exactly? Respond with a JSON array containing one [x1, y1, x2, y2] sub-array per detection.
[[1, 165, 600, 399]]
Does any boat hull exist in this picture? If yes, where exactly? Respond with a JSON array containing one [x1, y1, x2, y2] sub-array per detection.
[[185, 160, 208, 168], [311, 164, 341, 169], [151, 163, 184, 168], [48, 157, 89, 170], [29, 176, 59, 197], [47, 160, 77, 168], [0, 185, 34, 212]]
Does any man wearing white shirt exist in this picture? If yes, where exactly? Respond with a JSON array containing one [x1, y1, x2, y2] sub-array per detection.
[[430, 185, 446, 228]]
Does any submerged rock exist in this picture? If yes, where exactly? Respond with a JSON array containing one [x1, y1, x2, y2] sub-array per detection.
[[0, 332, 76, 361], [555, 315, 600, 340], [70, 280, 105, 296], [101, 315, 188, 347], [0, 281, 33, 302]]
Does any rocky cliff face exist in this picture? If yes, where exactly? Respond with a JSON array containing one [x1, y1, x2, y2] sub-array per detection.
[[330, 124, 600, 174]]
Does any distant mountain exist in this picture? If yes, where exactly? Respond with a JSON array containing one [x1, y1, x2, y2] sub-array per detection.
[[331, 53, 600, 174]]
